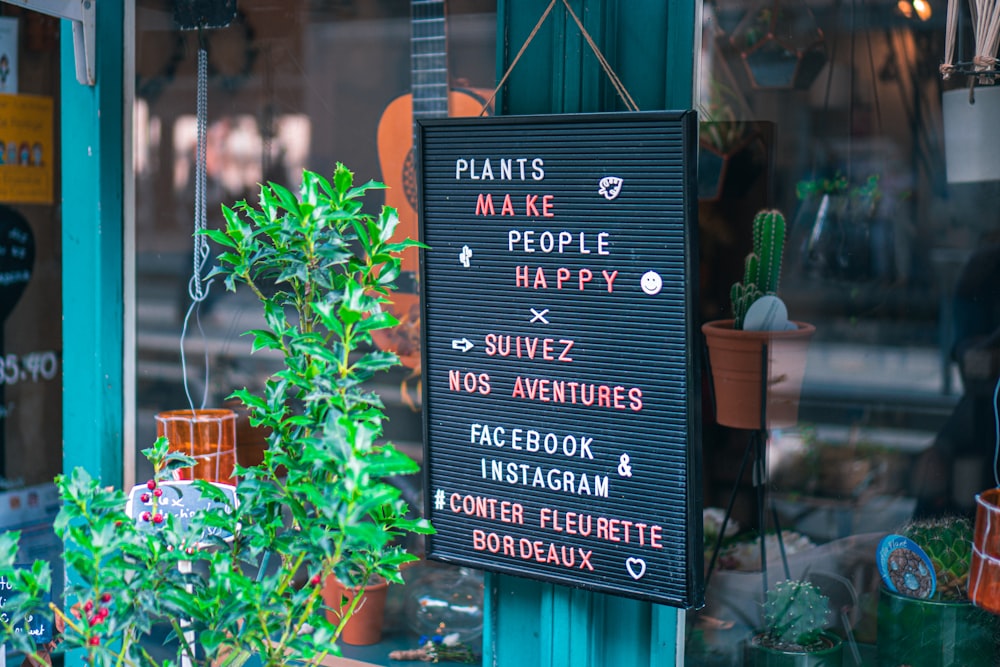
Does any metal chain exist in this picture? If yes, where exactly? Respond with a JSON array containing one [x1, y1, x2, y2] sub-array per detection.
[[180, 45, 212, 412], [190, 47, 210, 304]]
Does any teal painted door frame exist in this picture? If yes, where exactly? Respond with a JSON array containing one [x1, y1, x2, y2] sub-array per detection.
[[488, 1, 697, 665], [60, 7, 125, 493], [59, 1, 124, 663]]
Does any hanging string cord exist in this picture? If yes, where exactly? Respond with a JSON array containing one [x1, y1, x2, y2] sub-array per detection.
[[862, 7, 883, 140], [977, 0, 1000, 72], [180, 40, 214, 413], [478, 0, 639, 116], [941, 0, 959, 77], [479, 0, 558, 116], [942, 0, 1000, 79], [560, 0, 638, 111]]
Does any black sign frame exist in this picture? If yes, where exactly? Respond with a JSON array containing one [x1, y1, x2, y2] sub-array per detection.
[[418, 111, 703, 608]]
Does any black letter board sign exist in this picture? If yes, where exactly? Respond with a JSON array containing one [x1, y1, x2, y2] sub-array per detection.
[[418, 111, 703, 608]]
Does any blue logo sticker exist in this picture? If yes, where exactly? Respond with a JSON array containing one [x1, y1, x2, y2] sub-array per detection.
[[877, 534, 936, 599]]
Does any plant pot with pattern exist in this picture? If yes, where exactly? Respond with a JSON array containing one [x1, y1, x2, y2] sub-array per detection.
[[702, 208, 815, 430], [877, 516, 1000, 667]]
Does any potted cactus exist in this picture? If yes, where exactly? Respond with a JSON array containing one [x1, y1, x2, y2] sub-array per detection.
[[877, 516, 1000, 667], [701, 209, 815, 430], [745, 579, 843, 666]]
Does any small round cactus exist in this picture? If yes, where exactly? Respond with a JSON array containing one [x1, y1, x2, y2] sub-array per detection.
[[761, 579, 831, 649], [900, 515, 972, 601]]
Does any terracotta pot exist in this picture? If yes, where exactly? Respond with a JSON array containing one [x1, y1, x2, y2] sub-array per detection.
[[323, 577, 389, 646], [370, 291, 421, 370], [702, 320, 815, 430], [223, 397, 270, 469]]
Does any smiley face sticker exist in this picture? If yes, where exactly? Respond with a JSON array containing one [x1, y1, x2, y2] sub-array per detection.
[[640, 270, 663, 295]]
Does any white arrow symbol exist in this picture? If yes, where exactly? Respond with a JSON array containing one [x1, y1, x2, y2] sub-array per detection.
[[451, 338, 474, 352]]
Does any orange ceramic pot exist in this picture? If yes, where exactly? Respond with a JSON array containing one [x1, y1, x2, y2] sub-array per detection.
[[323, 576, 390, 646], [702, 320, 815, 430], [155, 408, 237, 483]]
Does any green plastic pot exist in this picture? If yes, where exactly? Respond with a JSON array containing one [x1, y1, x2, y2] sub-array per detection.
[[745, 631, 843, 667], [877, 586, 1000, 667]]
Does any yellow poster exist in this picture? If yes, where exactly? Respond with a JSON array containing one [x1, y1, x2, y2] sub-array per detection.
[[0, 94, 53, 204]]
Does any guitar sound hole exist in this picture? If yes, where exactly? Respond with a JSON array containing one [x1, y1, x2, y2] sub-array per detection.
[[403, 148, 418, 210]]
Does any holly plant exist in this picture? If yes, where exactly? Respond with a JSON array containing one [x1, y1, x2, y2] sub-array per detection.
[[0, 164, 432, 667]]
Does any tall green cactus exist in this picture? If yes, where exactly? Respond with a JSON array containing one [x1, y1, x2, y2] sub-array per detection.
[[731, 209, 786, 329]]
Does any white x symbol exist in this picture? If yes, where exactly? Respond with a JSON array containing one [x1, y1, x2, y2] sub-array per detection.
[[530, 308, 550, 324]]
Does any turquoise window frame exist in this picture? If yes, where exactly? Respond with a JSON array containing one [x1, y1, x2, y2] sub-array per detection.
[[61, 2, 124, 487], [59, 1, 124, 663]]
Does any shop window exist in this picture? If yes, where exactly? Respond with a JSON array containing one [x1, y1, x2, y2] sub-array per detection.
[[0, 2, 62, 604], [692, 0, 1000, 664], [133, 1, 496, 663]]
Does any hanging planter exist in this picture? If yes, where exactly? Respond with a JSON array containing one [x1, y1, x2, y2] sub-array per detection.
[[940, 0, 1000, 182], [154, 408, 238, 484], [942, 84, 1000, 184], [699, 125, 765, 202], [791, 173, 886, 282], [698, 78, 764, 202], [728, 0, 826, 91]]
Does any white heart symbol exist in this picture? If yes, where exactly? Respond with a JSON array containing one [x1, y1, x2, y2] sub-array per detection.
[[626, 557, 646, 580]]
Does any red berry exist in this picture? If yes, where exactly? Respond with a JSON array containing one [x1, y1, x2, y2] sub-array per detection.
[[146, 479, 156, 490], [153, 513, 164, 524], [101, 593, 111, 603], [89, 636, 100, 646], [140, 493, 150, 503], [310, 574, 322, 586], [97, 607, 109, 619], [89, 615, 99, 627], [83, 600, 94, 613], [153, 488, 163, 497], [141, 511, 151, 522]]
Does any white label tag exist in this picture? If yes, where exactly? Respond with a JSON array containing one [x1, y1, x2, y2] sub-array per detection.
[[743, 295, 791, 332]]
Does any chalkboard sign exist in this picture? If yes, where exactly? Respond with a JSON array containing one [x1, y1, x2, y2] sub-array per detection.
[[125, 480, 237, 547], [0, 566, 52, 646], [419, 111, 703, 608]]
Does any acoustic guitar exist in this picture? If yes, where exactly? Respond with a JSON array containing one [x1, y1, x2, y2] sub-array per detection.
[[372, 0, 492, 372]]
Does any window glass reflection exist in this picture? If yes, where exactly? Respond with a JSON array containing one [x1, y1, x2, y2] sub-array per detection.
[[134, 1, 495, 657]]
